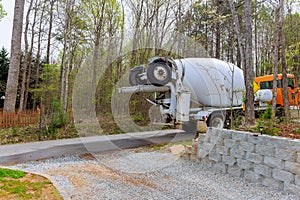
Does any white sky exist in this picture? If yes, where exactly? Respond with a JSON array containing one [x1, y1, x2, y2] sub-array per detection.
[[0, 0, 13, 53]]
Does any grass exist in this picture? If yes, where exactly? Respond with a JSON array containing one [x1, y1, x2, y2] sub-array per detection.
[[0, 168, 26, 179], [0, 168, 62, 200]]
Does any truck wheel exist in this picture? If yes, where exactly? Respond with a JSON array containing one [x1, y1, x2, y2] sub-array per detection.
[[129, 66, 147, 86], [208, 112, 225, 128], [147, 62, 171, 86]]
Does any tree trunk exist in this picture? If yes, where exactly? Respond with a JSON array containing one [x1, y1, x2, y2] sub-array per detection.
[[46, 0, 55, 64], [4, 0, 25, 113], [215, 0, 222, 59], [228, 0, 245, 68], [244, 0, 256, 125], [33, 0, 46, 110], [279, 0, 290, 119], [272, 4, 281, 117], [60, 0, 72, 108], [18, 0, 33, 113]]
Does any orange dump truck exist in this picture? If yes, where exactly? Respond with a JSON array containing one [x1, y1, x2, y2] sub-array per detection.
[[254, 74, 300, 107]]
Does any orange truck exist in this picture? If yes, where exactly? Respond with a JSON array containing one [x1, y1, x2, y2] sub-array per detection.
[[254, 74, 300, 107]]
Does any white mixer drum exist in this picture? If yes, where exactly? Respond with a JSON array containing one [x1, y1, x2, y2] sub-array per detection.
[[175, 58, 246, 107]]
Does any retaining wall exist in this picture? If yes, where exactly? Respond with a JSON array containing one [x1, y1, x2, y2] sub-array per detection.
[[189, 128, 300, 196]]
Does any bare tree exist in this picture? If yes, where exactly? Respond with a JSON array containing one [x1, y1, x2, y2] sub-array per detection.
[[46, 0, 55, 64], [272, 3, 281, 117], [228, 0, 255, 125], [4, 0, 25, 113], [19, 0, 35, 112], [244, 0, 256, 125], [279, 0, 290, 119], [228, 0, 245, 67]]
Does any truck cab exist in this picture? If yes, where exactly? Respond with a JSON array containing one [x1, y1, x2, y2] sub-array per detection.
[[254, 74, 300, 107]]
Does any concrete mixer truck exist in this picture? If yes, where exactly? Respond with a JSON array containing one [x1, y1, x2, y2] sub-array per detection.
[[119, 57, 299, 130]]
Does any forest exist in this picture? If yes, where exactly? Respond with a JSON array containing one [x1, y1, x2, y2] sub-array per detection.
[[0, 0, 299, 142]]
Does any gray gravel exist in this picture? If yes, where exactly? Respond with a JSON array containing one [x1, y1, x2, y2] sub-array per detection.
[[6, 149, 300, 200]]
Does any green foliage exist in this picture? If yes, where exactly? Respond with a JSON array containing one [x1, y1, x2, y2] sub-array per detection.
[[51, 100, 68, 128], [255, 105, 283, 136], [133, 112, 144, 122], [297, 129, 300, 134], [0, 47, 9, 107], [262, 105, 273, 120], [0, 0, 7, 20], [255, 120, 279, 136], [0, 168, 26, 179], [0, 125, 78, 145]]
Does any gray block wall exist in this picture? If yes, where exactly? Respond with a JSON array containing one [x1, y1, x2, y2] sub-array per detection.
[[196, 128, 300, 197]]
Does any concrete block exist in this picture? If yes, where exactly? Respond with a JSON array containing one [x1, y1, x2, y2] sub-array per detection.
[[198, 134, 206, 143], [190, 154, 199, 162], [204, 135, 211, 143], [202, 143, 215, 152], [295, 174, 300, 186], [244, 170, 262, 183], [213, 162, 227, 173], [230, 145, 245, 159], [284, 161, 300, 174], [247, 134, 259, 144], [275, 148, 296, 162], [210, 136, 223, 145], [209, 128, 220, 137], [266, 137, 289, 149], [224, 139, 236, 148], [198, 149, 209, 159], [228, 166, 243, 177], [264, 156, 284, 169], [198, 141, 203, 150], [200, 157, 213, 168], [246, 152, 263, 164], [206, 127, 214, 135], [288, 140, 300, 152], [219, 130, 232, 139], [237, 159, 253, 170], [240, 141, 255, 152], [257, 136, 268, 145], [222, 155, 236, 166], [209, 152, 222, 162], [272, 169, 294, 183], [253, 164, 272, 177], [298, 153, 300, 163], [262, 178, 283, 190], [284, 183, 300, 197], [232, 132, 248, 141], [216, 145, 229, 155], [256, 145, 274, 156]]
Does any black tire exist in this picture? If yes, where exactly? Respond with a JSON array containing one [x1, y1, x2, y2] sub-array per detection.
[[129, 66, 147, 86], [208, 112, 225, 128], [147, 62, 172, 86]]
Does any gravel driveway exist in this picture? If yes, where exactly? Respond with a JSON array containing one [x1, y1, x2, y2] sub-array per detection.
[[7, 148, 299, 200]]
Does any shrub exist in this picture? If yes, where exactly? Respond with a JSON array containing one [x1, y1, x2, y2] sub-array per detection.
[[262, 105, 273, 120], [133, 112, 144, 122]]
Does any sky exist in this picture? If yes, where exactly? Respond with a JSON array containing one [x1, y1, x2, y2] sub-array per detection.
[[0, 0, 13, 52]]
